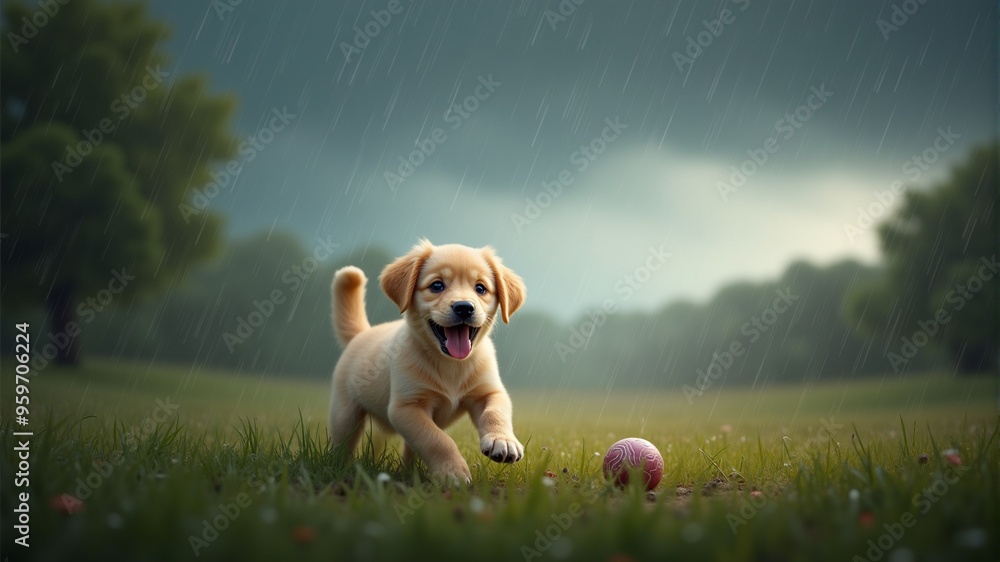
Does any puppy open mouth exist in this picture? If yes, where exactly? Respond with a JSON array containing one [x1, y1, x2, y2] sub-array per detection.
[[428, 321, 481, 359]]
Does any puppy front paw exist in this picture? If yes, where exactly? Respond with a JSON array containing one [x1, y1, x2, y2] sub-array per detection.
[[480, 433, 524, 464], [429, 458, 472, 486]]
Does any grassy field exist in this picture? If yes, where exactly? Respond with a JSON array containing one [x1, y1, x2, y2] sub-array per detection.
[[1, 358, 997, 561]]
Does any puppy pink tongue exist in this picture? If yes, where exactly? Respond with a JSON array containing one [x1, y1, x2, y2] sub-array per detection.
[[444, 325, 471, 359]]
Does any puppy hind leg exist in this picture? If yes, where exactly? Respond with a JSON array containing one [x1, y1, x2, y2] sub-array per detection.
[[328, 394, 366, 457]]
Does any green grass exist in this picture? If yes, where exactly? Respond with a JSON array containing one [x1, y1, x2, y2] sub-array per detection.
[[1, 359, 998, 561]]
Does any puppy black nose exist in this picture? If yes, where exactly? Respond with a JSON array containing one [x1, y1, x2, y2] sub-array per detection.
[[452, 301, 475, 320]]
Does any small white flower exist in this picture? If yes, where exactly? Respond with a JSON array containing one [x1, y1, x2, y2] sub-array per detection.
[[550, 537, 573, 559], [376, 472, 391, 484], [259, 507, 278, 524], [364, 521, 385, 537], [469, 497, 486, 513], [887, 548, 915, 562], [682, 523, 704, 542], [955, 528, 987, 549]]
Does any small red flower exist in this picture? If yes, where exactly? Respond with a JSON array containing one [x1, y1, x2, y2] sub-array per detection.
[[49, 494, 84, 515], [291, 525, 315, 545], [944, 453, 962, 466], [544, 470, 558, 479], [859, 511, 875, 528]]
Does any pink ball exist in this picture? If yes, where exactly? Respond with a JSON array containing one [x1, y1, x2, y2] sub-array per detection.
[[603, 437, 664, 490]]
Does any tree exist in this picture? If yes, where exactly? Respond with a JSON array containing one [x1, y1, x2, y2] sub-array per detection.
[[847, 142, 998, 373], [1, 0, 238, 364]]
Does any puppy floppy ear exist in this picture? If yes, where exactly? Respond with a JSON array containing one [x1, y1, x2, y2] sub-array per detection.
[[483, 247, 526, 323], [380, 239, 434, 313]]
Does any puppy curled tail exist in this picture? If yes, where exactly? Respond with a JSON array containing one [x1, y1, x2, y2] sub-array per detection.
[[331, 266, 372, 347]]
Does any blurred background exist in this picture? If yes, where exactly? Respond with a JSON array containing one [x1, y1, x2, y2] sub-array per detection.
[[2, 0, 997, 391]]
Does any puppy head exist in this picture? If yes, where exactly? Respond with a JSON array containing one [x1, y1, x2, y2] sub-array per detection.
[[380, 240, 525, 360]]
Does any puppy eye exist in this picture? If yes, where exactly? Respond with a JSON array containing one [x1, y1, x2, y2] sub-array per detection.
[[429, 280, 445, 293], [475, 283, 487, 295]]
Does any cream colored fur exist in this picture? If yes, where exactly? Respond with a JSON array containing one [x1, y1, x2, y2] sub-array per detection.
[[328, 240, 526, 484]]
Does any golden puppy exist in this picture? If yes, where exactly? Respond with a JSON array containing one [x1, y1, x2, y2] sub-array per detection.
[[328, 240, 526, 483]]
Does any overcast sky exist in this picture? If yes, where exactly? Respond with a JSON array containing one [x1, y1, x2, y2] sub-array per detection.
[[148, 0, 997, 320]]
